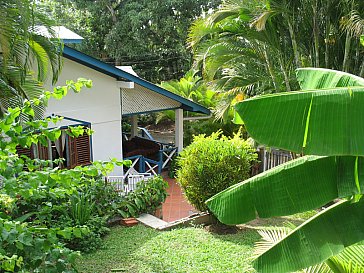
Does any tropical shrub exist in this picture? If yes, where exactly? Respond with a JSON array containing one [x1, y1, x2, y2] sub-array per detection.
[[206, 68, 364, 272], [0, 79, 128, 270], [176, 131, 257, 211], [59, 215, 110, 253], [118, 176, 168, 218], [0, 219, 85, 273], [3, 154, 123, 254]]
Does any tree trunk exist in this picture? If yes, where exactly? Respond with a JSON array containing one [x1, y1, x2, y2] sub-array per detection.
[[324, 1, 330, 68], [312, 0, 320, 67], [342, 31, 352, 72], [286, 17, 302, 68], [342, 0, 355, 72], [262, 45, 280, 91], [278, 54, 291, 92], [359, 60, 364, 77], [354, 40, 361, 75], [105, 1, 122, 65]]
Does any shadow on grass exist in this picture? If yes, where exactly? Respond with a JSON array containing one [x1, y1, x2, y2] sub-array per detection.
[[76, 225, 160, 273], [204, 214, 307, 247], [78, 224, 262, 273]]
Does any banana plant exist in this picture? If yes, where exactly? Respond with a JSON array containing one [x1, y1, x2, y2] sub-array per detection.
[[206, 68, 364, 272]]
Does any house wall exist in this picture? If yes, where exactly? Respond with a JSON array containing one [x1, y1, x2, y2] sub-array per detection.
[[44, 58, 123, 174]]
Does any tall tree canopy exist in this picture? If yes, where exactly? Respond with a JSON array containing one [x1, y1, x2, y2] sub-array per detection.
[[40, 0, 221, 82]]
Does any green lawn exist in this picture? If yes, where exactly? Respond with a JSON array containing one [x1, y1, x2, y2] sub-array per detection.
[[76, 211, 315, 273], [76, 225, 260, 273]]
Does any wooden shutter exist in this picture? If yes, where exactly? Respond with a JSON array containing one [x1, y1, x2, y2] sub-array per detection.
[[16, 143, 49, 161], [16, 145, 34, 159], [68, 132, 91, 168], [37, 144, 49, 160]]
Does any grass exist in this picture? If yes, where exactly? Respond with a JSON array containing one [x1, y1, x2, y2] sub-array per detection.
[[76, 212, 319, 273], [76, 224, 260, 273]]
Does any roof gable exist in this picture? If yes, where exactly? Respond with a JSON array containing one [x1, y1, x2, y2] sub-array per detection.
[[62, 46, 210, 115]]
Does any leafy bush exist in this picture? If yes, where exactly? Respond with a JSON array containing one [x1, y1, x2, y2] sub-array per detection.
[[0, 218, 87, 272], [167, 154, 178, 178], [3, 164, 124, 253], [118, 175, 168, 218], [59, 215, 110, 253], [0, 80, 129, 270], [176, 131, 257, 211]]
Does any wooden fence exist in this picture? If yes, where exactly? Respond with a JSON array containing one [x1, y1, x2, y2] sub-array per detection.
[[257, 147, 294, 173]]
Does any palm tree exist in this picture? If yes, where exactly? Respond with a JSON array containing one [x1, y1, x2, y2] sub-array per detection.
[[0, 0, 62, 116], [206, 68, 364, 272], [189, 0, 364, 120], [188, 0, 297, 120], [157, 69, 216, 123]]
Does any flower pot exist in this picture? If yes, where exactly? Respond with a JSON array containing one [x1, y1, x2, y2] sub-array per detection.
[[120, 217, 138, 227]]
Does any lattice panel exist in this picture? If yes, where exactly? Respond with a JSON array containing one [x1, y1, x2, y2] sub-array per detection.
[[121, 84, 181, 115]]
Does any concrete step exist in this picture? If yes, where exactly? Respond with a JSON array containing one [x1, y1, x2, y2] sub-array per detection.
[[137, 213, 168, 229]]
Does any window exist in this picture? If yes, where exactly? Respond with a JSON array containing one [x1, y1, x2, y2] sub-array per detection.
[[16, 126, 92, 169], [67, 131, 91, 168]]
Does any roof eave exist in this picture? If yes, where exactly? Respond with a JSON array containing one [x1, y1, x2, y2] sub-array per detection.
[[62, 46, 211, 115]]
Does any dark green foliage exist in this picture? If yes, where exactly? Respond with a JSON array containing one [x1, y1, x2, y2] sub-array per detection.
[[40, 0, 221, 82], [59, 215, 110, 253], [0, 219, 83, 272], [118, 176, 168, 218], [0, 81, 128, 271], [176, 132, 257, 211]]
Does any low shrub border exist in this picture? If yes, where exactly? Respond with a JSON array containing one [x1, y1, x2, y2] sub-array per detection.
[[117, 175, 168, 219]]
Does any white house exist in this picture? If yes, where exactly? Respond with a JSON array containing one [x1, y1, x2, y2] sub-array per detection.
[[37, 28, 210, 176]]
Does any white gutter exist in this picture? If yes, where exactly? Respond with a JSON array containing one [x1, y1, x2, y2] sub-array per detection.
[[183, 114, 212, 121]]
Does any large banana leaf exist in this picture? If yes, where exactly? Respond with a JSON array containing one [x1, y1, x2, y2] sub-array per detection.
[[206, 155, 364, 225], [234, 69, 364, 156], [253, 199, 364, 273], [296, 68, 364, 90], [208, 68, 364, 272]]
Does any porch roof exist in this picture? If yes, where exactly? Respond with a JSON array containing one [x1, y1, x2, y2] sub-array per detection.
[[62, 46, 211, 115], [46, 116, 91, 129]]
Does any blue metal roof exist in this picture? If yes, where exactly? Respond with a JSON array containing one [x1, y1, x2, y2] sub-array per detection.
[[62, 46, 211, 115]]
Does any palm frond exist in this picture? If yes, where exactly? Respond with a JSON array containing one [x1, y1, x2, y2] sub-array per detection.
[[341, 10, 364, 37], [303, 263, 332, 273], [188, 18, 218, 51], [250, 10, 275, 31], [254, 227, 291, 259], [207, 0, 251, 26]]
